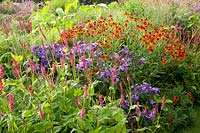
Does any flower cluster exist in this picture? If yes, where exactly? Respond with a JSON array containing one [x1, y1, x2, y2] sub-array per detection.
[[31, 43, 65, 69], [31, 41, 143, 84], [0, 64, 4, 95], [121, 82, 161, 125], [135, 16, 188, 64], [59, 13, 139, 51], [133, 82, 160, 94]]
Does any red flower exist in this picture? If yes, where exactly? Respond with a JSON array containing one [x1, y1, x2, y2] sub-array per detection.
[[148, 46, 153, 53], [187, 92, 192, 97], [173, 96, 179, 105], [161, 53, 167, 57], [168, 117, 174, 123]]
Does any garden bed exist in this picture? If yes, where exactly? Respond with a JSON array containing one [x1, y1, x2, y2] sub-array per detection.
[[0, 0, 200, 132]]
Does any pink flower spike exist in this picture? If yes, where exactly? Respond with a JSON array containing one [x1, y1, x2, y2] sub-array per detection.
[[0, 64, 4, 79], [12, 59, 20, 79], [8, 93, 14, 112], [136, 101, 141, 117], [99, 94, 103, 107], [80, 108, 86, 120], [40, 65, 47, 80], [27, 58, 36, 73], [49, 77, 54, 89], [0, 79, 3, 95], [153, 104, 158, 118], [83, 85, 88, 99], [77, 96, 82, 105], [126, 73, 131, 82], [119, 82, 123, 95], [161, 96, 166, 110], [0, 112, 3, 117], [29, 85, 34, 97], [52, 63, 57, 74], [60, 57, 65, 70], [38, 108, 44, 120], [120, 94, 125, 107]]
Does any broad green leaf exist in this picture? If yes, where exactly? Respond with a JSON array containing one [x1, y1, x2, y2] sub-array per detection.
[[22, 110, 32, 118], [55, 8, 65, 17]]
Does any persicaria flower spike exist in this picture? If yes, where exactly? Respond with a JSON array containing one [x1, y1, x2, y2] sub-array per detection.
[[136, 101, 141, 117], [80, 108, 86, 120], [38, 108, 44, 120], [29, 85, 34, 97], [0, 112, 3, 117], [0, 64, 4, 79], [99, 94, 103, 107], [120, 94, 125, 107], [8, 93, 14, 112], [27, 58, 36, 73], [52, 63, 57, 74], [12, 59, 20, 79], [83, 85, 88, 99], [0, 79, 3, 95], [161, 96, 165, 110], [40, 65, 47, 80]]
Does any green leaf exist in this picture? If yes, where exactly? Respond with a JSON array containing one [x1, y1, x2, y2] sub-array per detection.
[[165, 99, 172, 103], [136, 127, 152, 132], [130, 105, 136, 109], [22, 110, 32, 118], [11, 54, 23, 63], [55, 8, 65, 17], [73, 88, 83, 97]]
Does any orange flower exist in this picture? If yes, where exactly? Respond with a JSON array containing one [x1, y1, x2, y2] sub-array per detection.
[[173, 96, 179, 105], [161, 59, 167, 64], [170, 55, 176, 60], [102, 53, 110, 60], [161, 53, 167, 57], [178, 57, 184, 62], [148, 46, 153, 53]]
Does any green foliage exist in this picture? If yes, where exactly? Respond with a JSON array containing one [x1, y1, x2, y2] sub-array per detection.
[[0, 2, 16, 14]]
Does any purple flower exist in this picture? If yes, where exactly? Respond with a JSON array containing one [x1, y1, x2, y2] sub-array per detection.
[[121, 101, 130, 110], [132, 93, 139, 101], [149, 99, 156, 105], [134, 82, 160, 94], [140, 57, 146, 64], [30, 45, 36, 54], [151, 87, 160, 94], [144, 110, 153, 119]]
